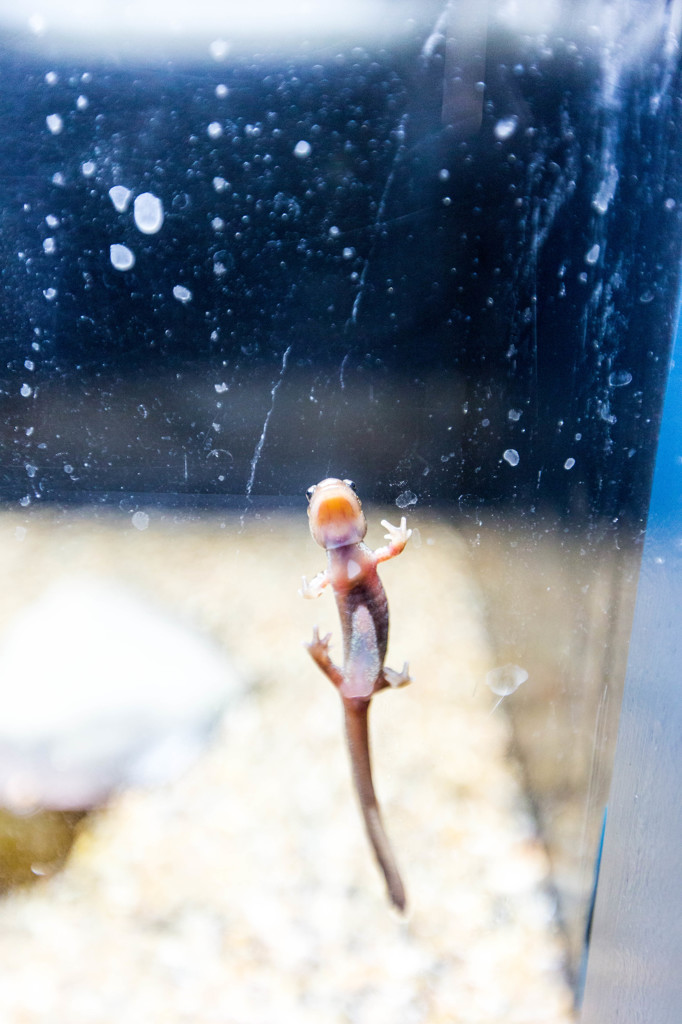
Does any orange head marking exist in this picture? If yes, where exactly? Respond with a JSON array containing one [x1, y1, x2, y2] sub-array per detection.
[[306, 478, 367, 549]]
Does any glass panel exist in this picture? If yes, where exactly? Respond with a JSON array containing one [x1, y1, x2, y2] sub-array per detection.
[[0, 2, 680, 1020]]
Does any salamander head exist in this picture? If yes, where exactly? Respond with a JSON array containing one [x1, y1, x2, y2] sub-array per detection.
[[306, 478, 367, 550]]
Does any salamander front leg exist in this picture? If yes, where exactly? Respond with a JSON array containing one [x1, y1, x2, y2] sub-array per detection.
[[304, 626, 344, 690]]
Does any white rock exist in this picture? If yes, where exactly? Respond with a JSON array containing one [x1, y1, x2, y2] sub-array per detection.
[[0, 576, 242, 811]]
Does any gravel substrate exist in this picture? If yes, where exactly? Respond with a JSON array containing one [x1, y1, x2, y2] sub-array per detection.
[[0, 508, 576, 1023]]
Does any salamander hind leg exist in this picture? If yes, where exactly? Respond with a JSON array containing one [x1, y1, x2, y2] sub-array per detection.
[[375, 662, 411, 692]]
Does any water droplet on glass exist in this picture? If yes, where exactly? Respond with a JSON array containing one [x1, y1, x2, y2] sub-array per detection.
[[503, 448, 520, 466], [133, 192, 164, 234], [209, 39, 229, 61], [20, 384, 32, 397], [585, 243, 600, 265], [46, 113, 63, 135], [486, 663, 528, 697], [494, 115, 518, 140], [207, 121, 223, 139], [396, 490, 417, 509], [110, 244, 135, 271], [608, 369, 633, 387], [173, 285, 192, 303], [293, 140, 311, 159], [564, 457, 576, 470], [81, 161, 96, 178], [131, 511, 150, 531], [592, 163, 619, 214], [109, 185, 132, 212]]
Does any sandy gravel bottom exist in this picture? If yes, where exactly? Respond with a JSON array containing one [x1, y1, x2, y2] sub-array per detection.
[[0, 508, 576, 1024]]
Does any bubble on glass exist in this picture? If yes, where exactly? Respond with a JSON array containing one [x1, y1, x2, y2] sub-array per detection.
[[396, 490, 418, 509], [293, 139, 312, 159], [494, 115, 518, 141], [215, 84, 229, 99], [508, 408, 522, 422], [213, 177, 228, 192], [342, 246, 355, 259], [131, 511, 150, 531], [173, 285, 193, 303], [110, 244, 135, 271], [608, 369, 633, 387], [46, 113, 63, 135], [42, 237, 56, 254], [207, 122, 223, 139], [76, 95, 89, 110], [109, 185, 132, 212], [81, 161, 96, 178], [564, 457, 576, 470], [503, 448, 520, 466], [585, 243, 600, 265], [438, 168, 450, 181], [20, 384, 32, 398], [43, 288, 57, 300], [133, 193, 164, 235]]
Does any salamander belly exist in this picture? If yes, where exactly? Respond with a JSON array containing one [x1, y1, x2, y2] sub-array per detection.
[[341, 603, 382, 699]]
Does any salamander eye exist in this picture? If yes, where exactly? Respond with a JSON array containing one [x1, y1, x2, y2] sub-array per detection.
[[343, 479, 356, 491], [305, 485, 316, 502]]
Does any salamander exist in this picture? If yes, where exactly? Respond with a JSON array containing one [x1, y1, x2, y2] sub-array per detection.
[[300, 477, 412, 911]]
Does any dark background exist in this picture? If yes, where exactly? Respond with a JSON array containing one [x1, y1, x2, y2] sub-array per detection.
[[0, 23, 680, 518]]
